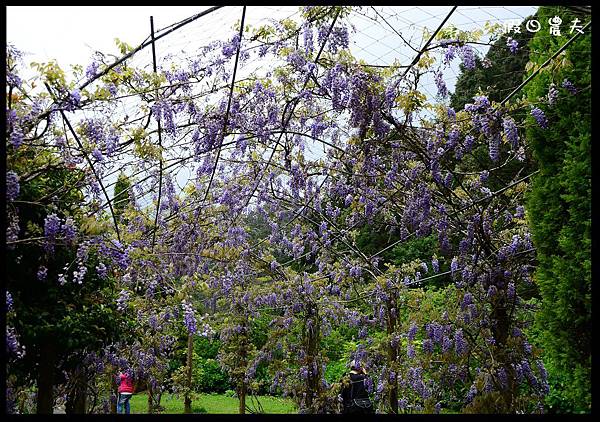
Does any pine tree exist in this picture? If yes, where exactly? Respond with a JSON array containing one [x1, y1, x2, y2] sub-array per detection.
[[524, 6, 591, 413]]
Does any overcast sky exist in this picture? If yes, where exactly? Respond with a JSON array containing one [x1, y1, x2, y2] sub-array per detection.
[[7, 7, 215, 67], [7, 6, 537, 75]]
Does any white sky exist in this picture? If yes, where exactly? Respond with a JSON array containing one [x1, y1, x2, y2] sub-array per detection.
[[7, 6, 538, 76], [7, 6, 217, 68]]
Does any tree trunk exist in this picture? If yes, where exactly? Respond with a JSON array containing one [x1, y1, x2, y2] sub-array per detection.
[[238, 316, 248, 415], [238, 380, 247, 414], [36, 338, 56, 414], [238, 338, 247, 415], [110, 370, 118, 414], [147, 383, 154, 413], [65, 366, 87, 414], [184, 333, 193, 414], [386, 297, 399, 414], [305, 304, 321, 413], [493, 298, 514, 412], [155, 390, 162, 411]]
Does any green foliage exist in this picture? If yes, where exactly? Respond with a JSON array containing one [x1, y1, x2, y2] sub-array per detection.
[[250, 313, 272, 350], [320, 328, 346, 361], [6, 152, 125, 389], [355, 221, 398, 263], [523, 6, 591, 413], [194, 336, 221, 360], [324, 359, 347, 385], [391, 235, 436, 267], [195, 358, 231, 393]]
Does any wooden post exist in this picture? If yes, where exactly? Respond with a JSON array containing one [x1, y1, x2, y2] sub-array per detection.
[[147, 383, 154, 413], [149, 14, 164, 253], [36, 337, 56, 414], [65, 366, 88, 413], [386, 295, 399, 414], [110, 367, 118, 413], [304, 303, 321, 413], [238, 379, 247, 414], [184, 333, 193, 413], [238, 323, 247, 414]]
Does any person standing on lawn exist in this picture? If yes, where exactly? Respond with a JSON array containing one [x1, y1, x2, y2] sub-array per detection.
[[339, 360, 374, 414], [116, 368, 135, 414]]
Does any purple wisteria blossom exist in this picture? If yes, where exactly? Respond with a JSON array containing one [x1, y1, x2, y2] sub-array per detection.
[[182, 300, 197, 334], [72, 264, 87, 284], [63, 89, 82, 112], [222, 34, 240, 59], [349, 265, 362, 278], [459, 45, 476, 70], [454, 329, 467, 356], [422, 339, 434, 353], [531, 107, 548, 129], [434, 70, 448, 98], [431, 257, 439, 273], [9, 127, 24, 149], [6, 291, 14, 312], [506, 37, 519, 54], [562, 78, 577, 94], [92, 148, 104, 162], [515, 205, 525, 219], [489, 134, 500, 162], [7, 69, 22, 88], [442, 336, 452, 353], [62, 218, 77, 243], [44, 214, 62, 238], [447, 107, 456, 120], [447, 127, 460, 149], [329, 26, 349, 53], [547, 83, 559, 105], [480, 170, 489, 183], [303, 23, 314, 53], [465, 383, 477, 402], [450, 257, 459, 277], [407, 322, 418, 341], [116, 289, 130, 312], [6, 171, 20, 201], [503, 116, 519, 148], [85, 61, 99, 80], [464, 134, 475, 152], [96, 262, 108, 278], [443, 43, 457, 65], [6, 326, 25, 359]]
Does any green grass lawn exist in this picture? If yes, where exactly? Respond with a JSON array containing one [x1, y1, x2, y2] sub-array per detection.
[[129, 392, 297, 414]]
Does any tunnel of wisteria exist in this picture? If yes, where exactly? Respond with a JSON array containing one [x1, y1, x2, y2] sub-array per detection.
[[5, 5, 591, 415]]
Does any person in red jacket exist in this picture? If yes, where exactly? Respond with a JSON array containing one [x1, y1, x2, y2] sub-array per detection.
[[117, 369, 135, 414]]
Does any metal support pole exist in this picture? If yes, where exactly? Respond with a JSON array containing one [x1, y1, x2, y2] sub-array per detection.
[[150, 15, 164, 252]]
